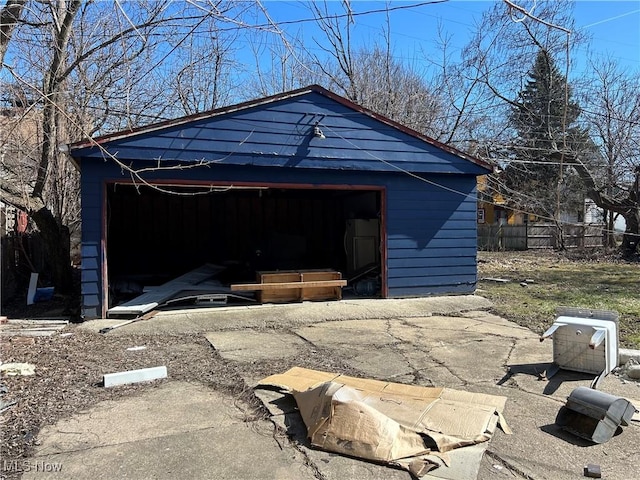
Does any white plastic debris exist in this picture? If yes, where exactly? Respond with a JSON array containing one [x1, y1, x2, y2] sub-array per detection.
[[627, 365, 640, 380], [103, 366, 167, 387], [126, 346, 147, 351], [616, 359, 640, 382], [0, 363, 36, 376]]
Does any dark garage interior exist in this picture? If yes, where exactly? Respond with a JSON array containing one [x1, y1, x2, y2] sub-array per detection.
[[106, 183, 382, 307]]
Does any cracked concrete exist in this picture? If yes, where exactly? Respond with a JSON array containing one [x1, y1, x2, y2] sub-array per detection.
[[35, 295, 640, 480], [203, 330, 308, 362], [24, 382, 316, 480]]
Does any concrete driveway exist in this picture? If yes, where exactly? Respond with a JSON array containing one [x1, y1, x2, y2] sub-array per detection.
[[24, 296, 640, 480]]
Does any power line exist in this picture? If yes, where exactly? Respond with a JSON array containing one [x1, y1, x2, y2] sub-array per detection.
[[579, 8, 640, 30], [182, 0, 450, 33]]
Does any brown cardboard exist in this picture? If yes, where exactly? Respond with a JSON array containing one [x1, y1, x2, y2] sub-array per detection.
[[257, 367, 511, 477]]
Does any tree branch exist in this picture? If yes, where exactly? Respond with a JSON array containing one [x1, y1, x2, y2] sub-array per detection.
[[552, 151, 635, 215], [33, 0, 82, 199], [0, 0, 25, 65]]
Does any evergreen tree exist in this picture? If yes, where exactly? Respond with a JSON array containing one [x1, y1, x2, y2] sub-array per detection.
[[504, 49, 591, 221]]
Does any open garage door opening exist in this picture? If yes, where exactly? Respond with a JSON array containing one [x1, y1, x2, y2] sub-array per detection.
[[105, 183, 384, 311]]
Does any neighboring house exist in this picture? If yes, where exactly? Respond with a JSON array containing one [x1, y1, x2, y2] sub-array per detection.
[[477, 175, 606, 250], [477, 175, 597, 226], [70, 85, 492, 319], [584, 199, 603, 224], [584, 198, 626, 231], [1, 102, 40, 237], [477, 175, 530, 225]]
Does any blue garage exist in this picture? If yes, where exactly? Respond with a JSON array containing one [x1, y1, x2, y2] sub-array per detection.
[[70, 85, 491, 319]]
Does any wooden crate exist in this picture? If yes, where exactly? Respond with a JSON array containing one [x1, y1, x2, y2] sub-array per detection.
[[231, 270, 346, 303], [299, 271, 343, 302], [258, 272, 302, 303]]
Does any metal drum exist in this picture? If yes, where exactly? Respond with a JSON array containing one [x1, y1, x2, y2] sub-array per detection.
[[556, 386, 637, 443]]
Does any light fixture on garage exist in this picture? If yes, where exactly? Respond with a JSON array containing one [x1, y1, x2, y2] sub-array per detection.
[[310, 113, 326, 140]]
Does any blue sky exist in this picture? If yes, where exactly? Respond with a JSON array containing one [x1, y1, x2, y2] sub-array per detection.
[[259, 0, 640, 78]]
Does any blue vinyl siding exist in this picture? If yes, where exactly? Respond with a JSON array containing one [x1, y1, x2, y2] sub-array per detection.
[[80, 161, 480, 303], [388, 256, 477, 268], [74, 88, 489, 317], [74, 92, 487, 176], [79, 162, 104, 318], [385, 174, 478, 296]]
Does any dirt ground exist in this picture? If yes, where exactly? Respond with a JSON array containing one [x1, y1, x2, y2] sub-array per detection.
[[0, 327, 364, 479]]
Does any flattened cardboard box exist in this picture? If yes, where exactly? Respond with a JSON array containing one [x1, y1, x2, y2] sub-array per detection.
[[257, 367, 511, 477]]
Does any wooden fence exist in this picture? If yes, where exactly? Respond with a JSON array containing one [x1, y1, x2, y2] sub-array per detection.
[[478, 223, 604, 251]]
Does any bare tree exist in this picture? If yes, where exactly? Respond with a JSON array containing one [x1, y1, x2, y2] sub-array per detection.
[[271, 2, 513, 155], [247, 25, 320, 97], [576, 58, 640, 252], [422, 24, 504, 150], [459, 0, 584, 145], [166, 7, 254, 116], [0, 1, 257, 296], [462, 0, 639, 253], [1, 0, 83, 294], [0, 0, 24, 64], [455, 1, 594, 242], [302, 1, 446, 138], [308, 0, 359, 102]]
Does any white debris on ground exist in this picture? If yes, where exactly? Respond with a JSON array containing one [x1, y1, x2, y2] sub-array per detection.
[[613, 358, 640, 382], [0, 319, 68, 337], [0, 363, 36, 376]]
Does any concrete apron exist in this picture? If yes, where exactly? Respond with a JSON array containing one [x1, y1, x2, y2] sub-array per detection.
[[30, 296, 640, 480], [24, 382, 316, 480]]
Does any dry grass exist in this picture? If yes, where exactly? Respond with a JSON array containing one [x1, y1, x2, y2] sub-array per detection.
[[477, 250, 640, 348]]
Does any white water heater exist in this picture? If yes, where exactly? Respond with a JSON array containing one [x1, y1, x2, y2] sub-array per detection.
[[345, 219, 379, 274]]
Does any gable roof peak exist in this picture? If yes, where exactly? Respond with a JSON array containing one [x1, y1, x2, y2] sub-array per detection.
[[68, 84, 491, 172]]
